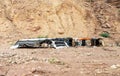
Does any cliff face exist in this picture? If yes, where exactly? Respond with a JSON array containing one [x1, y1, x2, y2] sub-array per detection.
[[0, 0, 119, 43]]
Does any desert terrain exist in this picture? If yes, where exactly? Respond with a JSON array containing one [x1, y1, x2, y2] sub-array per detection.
[[0, 0, 120, 41], [0, 46, 120, 76], [0, 0, 120, 76]]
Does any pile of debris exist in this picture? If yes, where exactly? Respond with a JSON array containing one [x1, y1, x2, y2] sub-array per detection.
[[11, 37, 103, 49]]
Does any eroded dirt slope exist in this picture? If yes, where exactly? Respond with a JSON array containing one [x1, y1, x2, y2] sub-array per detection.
[[0, 0, 119, 44]]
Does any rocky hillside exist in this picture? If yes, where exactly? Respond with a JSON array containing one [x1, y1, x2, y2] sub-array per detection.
[[0, 0, 119, 44]]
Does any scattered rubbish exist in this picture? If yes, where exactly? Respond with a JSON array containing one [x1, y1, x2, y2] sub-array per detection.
[[34, 75, 39, 76], [95, 69, 103, 73], [86, 52, 93, 56], [10, 45, 19, 49], [74, 38, 103, 47], [11, 37, 103, 49], [110, 64, 120, 69]]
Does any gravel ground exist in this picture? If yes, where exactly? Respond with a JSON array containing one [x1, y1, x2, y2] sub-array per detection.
[[0, 46, 120, 76]]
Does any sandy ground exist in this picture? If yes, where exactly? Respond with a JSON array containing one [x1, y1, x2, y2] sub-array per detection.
[[0, 45, 120, 76]]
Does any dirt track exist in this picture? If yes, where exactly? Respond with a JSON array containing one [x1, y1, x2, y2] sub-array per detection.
[[0, 46, 120, 76]]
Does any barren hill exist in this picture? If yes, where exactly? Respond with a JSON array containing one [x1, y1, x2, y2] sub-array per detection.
[[0, 0, 120, 44]]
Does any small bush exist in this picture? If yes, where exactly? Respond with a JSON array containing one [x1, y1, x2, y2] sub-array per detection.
[[100, 32, 110, 38]]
